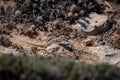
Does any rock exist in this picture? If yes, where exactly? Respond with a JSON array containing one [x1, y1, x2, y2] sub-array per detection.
[[70, 4, 77, 12], [72, 13, 111, 35], [84, 13, 110, 35], [72, 19, 89, 31], [30, 25, 36, 29], [0, 46, 20, 55], [87, 45, 120, 65], [73, 13, 79, 19], [23, 25, 37, 38], [52, 18, 62, 25], [103, 1, 113, 13], [15, 10, 21, 17], [59, 42, 73, 52], [46, 44, 64, 54], [106, 29, 120, 49], [0, 35, 11, 47], [36, 16, 43, 22], [0, 1, 16, 14], [78, 0, 83, 4], [67, 12, 73, 18], [83, 36, 96, 46], [79, 9, 86, 16]]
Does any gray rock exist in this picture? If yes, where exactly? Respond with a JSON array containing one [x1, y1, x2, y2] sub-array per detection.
[[15, 10, 21, 17], [0, 46, 20, 55], [70, 4, 77, 12], [87, 45, 120, 66], [72, 19, 89, 31], [72, 13, 111, 35], [67, 12, 73, 18], [79, 9, 86, 16]]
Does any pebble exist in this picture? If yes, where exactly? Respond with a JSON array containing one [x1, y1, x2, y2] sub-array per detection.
[[30, 25, 36, 29], [46, 43, 64, 54], [73, 13, 79, 19], [67, 12, 73, 18], [83, 36, 96, 46], [15, 10, 21, 16], [70, 4, 77, 12], [79, 9, 86, 16]]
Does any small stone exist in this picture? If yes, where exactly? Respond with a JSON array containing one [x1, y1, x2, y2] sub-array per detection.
[[87, 45, 120, 65], [46, 44, 64, 54], [15, 10, 21, 17], [72, 19, 89, 31], [79, 9, 85, 16], [73, 13, 79, 19], [30, 25, 36, 29], [83, 13, 110, 35], [36, 16, 43, 22], [78, 0, 82, 4], [83, 36, 96, 46], [67, 12, 73, 18], [70, 4, 77, 12]]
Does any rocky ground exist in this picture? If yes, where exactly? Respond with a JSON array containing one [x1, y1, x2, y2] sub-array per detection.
[[0, 0, 120, 66]]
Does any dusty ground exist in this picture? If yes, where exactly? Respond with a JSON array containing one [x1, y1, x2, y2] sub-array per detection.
[[0, 0, 120, 66]]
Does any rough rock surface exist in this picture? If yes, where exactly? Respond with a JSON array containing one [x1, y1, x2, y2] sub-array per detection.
[[87, 45, 120, 66], [72, 13, 111, 35], [0, 46, 20, 55]]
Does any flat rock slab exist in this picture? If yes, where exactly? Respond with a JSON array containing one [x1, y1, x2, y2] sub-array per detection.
[[73, 13, 110, 35], [87, 45, 120, 66], [86, 13, 108, 29]]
